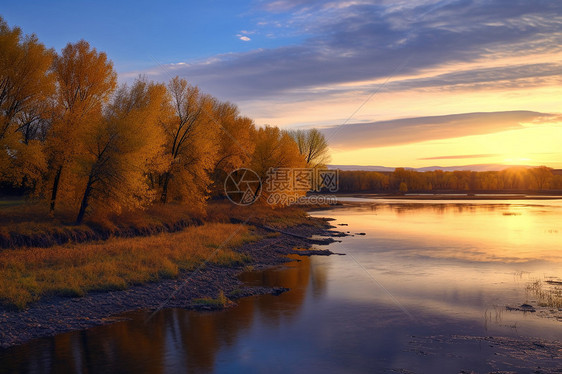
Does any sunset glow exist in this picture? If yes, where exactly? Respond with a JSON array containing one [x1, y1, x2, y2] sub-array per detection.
[[331, 121, 562, 168], [3, 0, 562, 169], [2, 2, 562, 371]]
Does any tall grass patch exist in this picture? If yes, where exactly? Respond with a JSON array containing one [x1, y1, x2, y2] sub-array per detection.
[[0, 223, 256, 309]]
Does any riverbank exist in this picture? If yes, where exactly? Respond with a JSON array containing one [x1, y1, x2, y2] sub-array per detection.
[[0, 202, 205, 249], [0, 200, 318, 249], [0, 216, 341, 348], [335, 192, 562, 200]]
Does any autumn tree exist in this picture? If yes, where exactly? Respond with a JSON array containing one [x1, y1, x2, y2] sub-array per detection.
[[159, 77, 218, 206], [529, 166, 553, 191], [75, 79, 168, 223], [0, 17, 54, 191], [552, 174, 562, 190], [289, 128, 330, 168], [335, 167, 562, 193], [210, 101, 255, 195], [251, 125, 306, 202], [47, 40, 117, 212], [338, 170, 389, 192]]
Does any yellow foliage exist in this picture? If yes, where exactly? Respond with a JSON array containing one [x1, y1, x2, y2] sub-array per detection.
[[213, 102, 255, 174], [251, 125, 306, 178], [251, 125, 306, 205], [289, 128, 330, 168], [75, 79, 169, 222], [0, 17, 54, 187], [159, 77, 219, 206], [0, 19, 322, 221], [46, 39, 117, 213]]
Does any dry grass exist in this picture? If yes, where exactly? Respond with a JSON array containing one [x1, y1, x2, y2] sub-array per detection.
[[206, 200, 310, 228], [91, 203, 206, 233], [0, 223, 257, 309], [0, 201, 206, 248], [0, 199, 309, 309], [193, 290, 229, 308], [0, 201, 76, 233], [0, 199, 309, 249], [526, 279, 562, 308]]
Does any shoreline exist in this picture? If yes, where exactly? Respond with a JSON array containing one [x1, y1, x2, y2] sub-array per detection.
[[333, 192, 562, 200], [0, 217, 342, 349], [2, 205, 560, 372]]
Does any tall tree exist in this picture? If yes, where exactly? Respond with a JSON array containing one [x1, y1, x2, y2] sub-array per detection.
[[530, 166, 553, 191], [75, 79, 168, 223], [0, 17, 54, 190], [289, 128, 330, 168], [210, 101, 255, 195], [251, 125, 306, 202], [47, 40, 117, 212], [159, 77, 218, 206]]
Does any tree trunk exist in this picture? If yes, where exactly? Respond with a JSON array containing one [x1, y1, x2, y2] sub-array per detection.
[[253, 182, 262, 202], [160, 172, 170, 203], [76, 175, 94, 224], [49, 165, 63, 213], [20, 175, 28, 192]]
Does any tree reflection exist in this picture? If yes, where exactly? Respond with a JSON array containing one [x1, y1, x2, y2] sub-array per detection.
[[0, 255, 327, 373]]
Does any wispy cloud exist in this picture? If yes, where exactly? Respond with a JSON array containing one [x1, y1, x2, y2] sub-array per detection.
[[322, 111, 554, 150], [237, 30, 254, 41], [134, 1, 562, 102], [418, 154, 500, 160]]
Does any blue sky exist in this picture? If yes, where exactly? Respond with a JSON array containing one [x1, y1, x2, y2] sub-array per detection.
[[1, 0, 305, 71], [2, 0, 562, 167]]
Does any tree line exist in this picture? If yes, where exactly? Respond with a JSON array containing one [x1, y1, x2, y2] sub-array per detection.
[[338, 167, 562, 193], [0, 18, 329, 222]]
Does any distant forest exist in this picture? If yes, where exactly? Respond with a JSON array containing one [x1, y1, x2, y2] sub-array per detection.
[[337, 167, 562, 193]]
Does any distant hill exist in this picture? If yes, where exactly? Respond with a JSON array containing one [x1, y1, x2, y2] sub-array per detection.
[[328, 165, 397, 172], [328, 164, 533, 172]]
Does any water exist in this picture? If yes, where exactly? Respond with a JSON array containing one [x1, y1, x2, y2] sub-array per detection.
[[2, 199, 562, 373]]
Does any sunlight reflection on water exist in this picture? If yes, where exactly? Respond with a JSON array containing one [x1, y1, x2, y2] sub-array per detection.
[[311, 200, 562, 326], [2, 199, 561, 373]]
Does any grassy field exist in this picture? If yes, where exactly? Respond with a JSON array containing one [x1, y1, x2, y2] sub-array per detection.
[[0, 223, 256, 309], [0, 201, 208, 248], [206, 200, 310, 228], [0, 199, 311, 248], [0, 197, 315, 309]]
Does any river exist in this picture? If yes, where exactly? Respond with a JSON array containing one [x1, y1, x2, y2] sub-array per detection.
[[2, 199, 562, 373]]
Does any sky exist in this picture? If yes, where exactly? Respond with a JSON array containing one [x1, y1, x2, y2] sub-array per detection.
[[2, 0, 562, 168]]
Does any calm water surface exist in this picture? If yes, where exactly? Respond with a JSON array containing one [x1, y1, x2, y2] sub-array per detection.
[[2, 199, 562, 373]]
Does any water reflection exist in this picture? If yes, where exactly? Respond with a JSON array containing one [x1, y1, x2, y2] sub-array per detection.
[[2, 200, 562, 373], [331, 201, 562, 263], [310, 201, 562, 330], [0, 257, 326, 374]]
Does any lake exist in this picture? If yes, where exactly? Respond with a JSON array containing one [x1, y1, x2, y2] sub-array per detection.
[[2, 199, 562, 373]]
